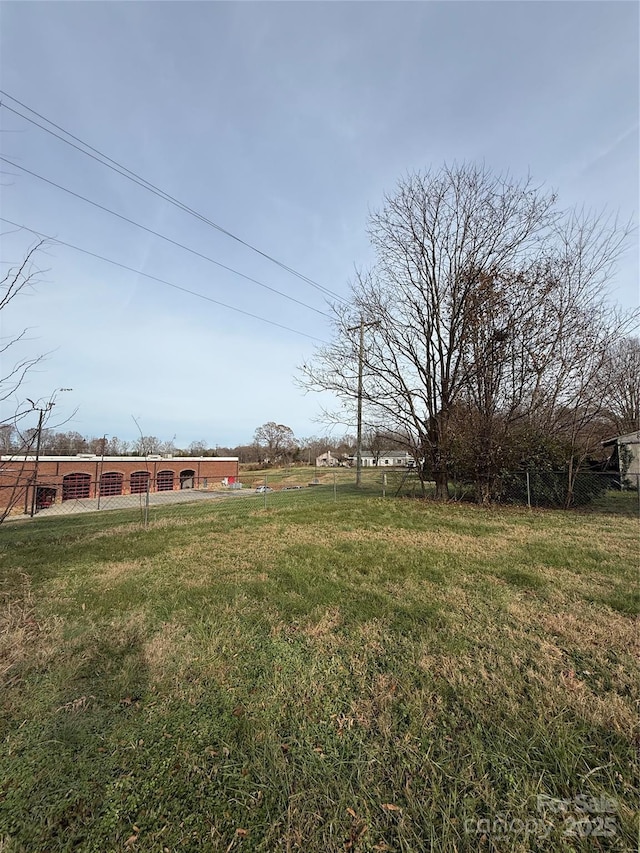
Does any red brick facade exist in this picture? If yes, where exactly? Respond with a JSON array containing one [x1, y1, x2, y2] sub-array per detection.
[[0, 456, 239, 514]]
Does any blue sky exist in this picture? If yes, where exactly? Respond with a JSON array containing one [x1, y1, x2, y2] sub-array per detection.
[[1, 1, 638, 448]]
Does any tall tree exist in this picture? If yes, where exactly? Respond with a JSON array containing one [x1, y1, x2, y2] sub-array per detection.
[[188, 439, 210, 456], [132, 435, 163, 456], [301, 164, 635, 502], [253, 422, 297, 464], [40, 430, 79, 455], [107, 436, 130, 456]]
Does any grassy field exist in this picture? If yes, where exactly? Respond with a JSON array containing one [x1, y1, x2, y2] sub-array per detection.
[[1, 491, 638, 851], [237, 465, 371, 490]]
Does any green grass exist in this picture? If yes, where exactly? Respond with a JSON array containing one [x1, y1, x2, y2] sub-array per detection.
[[0, 493, 638, 852]]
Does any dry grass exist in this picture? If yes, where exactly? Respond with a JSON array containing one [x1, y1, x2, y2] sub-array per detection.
[[0, 574, 63, 689], [1, 493, 637, 852]]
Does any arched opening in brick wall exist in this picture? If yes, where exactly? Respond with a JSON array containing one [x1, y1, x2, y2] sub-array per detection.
[[156, 470, 175, 491], [180, 469, 196, 489], [100, 472, 123, 496], [36, 487, 56, 510], [62, 473, 91, 501], [130, 471, 150, 494]]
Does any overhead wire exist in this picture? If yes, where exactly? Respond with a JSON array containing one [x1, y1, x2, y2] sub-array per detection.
[[0, 216, 330, 344], [0, 90, 348, 305], [0, 155, 331, 320]]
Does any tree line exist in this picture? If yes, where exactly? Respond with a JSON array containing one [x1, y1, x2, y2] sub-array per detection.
[[0, 421, 363, 467]]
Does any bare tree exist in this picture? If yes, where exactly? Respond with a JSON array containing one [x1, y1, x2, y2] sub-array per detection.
[[0, 392, 74, 522], [160, 435, 177, 456], [226, 443, 259, 464], [362, 428, 389, 465], [253, 422, 297, 465], [41, 430, 88, 455], [334, 433, 357, 460], [301, 164, 635, 502], [132, 435, 163, 456], [508, 213, 638, 504], [300, 435, 329, 465], [109, 437, 130, 455], [0, 423, 17, 454], [1, 239, 49, 428], [302, 164, 560, 498], [188, 439, 209, 456], [0, 239, 71, 520], [602, 336, 640, 435]]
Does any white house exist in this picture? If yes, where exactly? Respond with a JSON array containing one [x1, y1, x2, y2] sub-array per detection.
[[315, 450, 340, 467], [348, 451, 413, 467]]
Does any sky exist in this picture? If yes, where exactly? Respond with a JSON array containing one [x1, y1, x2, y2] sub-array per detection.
[[1, 1, 638, 448]]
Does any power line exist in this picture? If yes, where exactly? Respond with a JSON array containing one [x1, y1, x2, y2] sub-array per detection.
[[0, 216, 330, 344], [0, 90, 348, 305], [0, 155, 331, 320]]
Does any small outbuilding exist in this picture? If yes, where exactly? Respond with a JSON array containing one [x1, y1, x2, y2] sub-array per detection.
[[602, 430, 640, 489], [315, 451, 340, 468]]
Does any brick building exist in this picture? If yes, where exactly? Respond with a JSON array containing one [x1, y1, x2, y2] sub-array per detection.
[[0, 455, 239, 515]]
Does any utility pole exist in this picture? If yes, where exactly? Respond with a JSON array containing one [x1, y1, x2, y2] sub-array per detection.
[[28, 389, 72, 517], [97, 434, 108, 510], [29, 406, 48, 517], [347, 318, 380, 487]]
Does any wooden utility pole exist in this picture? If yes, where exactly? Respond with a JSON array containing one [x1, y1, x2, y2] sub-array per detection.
[[348, 318, 380, 487], [29, 404, 51, 517], [97, 434, 108, 510], [28, 389, 72, 517]]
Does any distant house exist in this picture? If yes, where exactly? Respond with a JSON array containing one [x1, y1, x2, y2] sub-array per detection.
[[348, 451, 413, 467], [316, 451, 340, 467], [602, 430, 640, 489]]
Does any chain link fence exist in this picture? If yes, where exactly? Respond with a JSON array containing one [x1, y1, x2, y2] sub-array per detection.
[[387, 468, 637, 510], [1, 466, 635, 534], [0, 468, 358, 528]]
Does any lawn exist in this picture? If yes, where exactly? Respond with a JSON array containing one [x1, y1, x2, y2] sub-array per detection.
[[238, 465, 370, 490], [0, 492, 638, 851]]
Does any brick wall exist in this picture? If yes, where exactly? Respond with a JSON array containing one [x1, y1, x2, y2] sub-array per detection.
[[0, 457, 240, 513]]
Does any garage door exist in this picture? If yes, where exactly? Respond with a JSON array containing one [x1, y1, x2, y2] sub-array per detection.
[[100, 472, 123, 496], [62, 473, 91, 501], [156, 470, 175, 491], [130, 471, 150, 494]]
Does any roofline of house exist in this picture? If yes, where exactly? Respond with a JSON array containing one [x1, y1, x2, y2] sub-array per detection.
[[347, 452, 411, 458], [602, 432, 640, 448]]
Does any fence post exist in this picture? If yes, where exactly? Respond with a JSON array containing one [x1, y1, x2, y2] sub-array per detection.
[[334, 471, 337, 502], [526, 471, 531, 509], [382, 473, 386, 498], [144, 479, 150, 528], [264, 473, 268, 510]]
